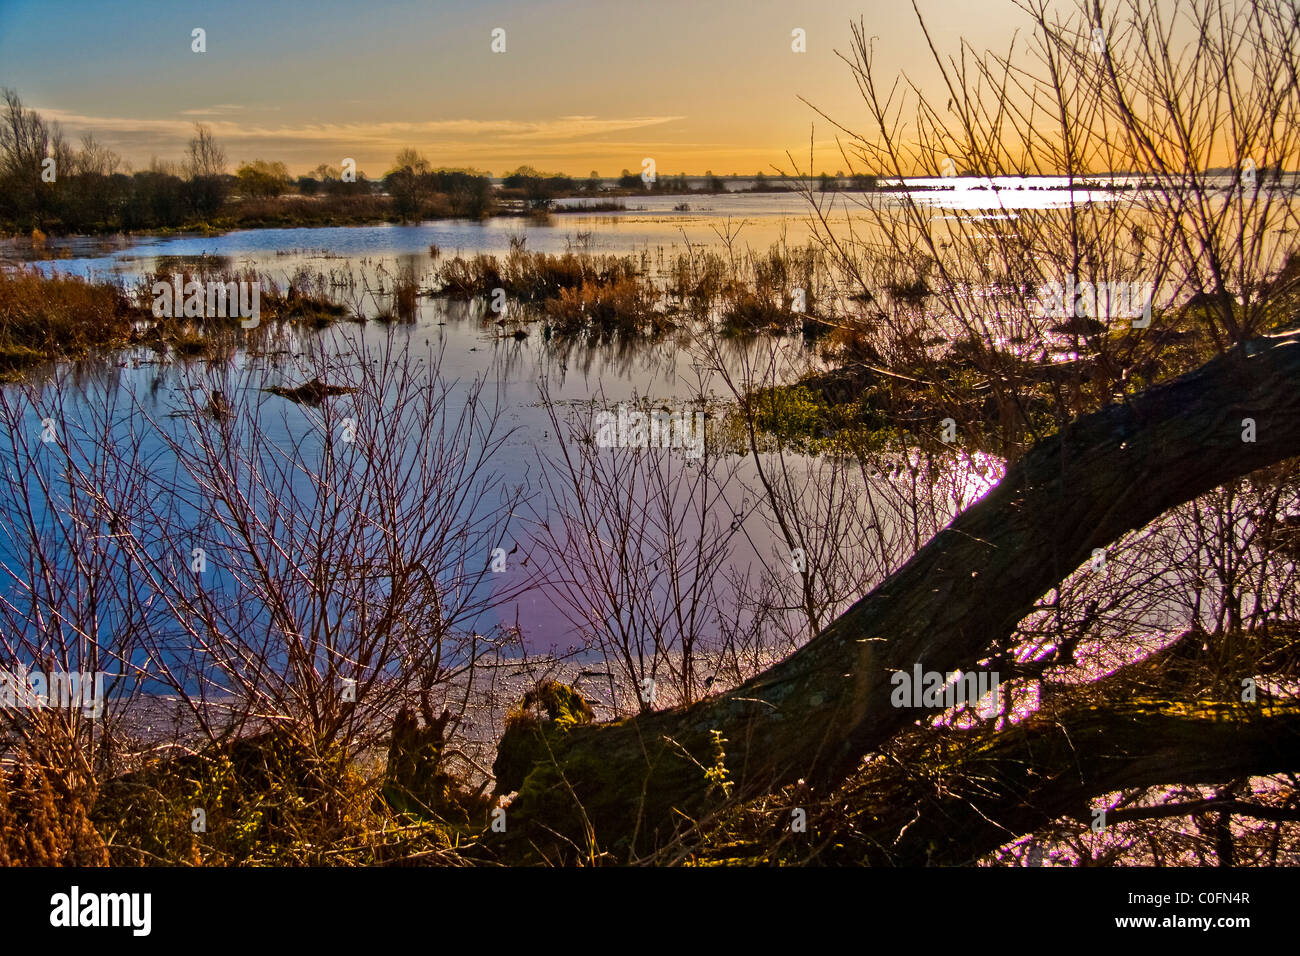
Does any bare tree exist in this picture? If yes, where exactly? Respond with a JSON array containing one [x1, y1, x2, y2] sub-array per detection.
[[529, 378, 747, 712], [0, 88, 51, 177], [0, 324, 534, 858], [185, 122, 227, 179]]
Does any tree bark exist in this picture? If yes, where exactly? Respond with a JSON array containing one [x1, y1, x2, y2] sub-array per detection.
[[823, 698, 1300, 866], [493, 330, 1300, 858]]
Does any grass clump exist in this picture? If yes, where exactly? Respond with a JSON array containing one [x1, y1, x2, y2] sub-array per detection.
[[545, 276, 668, 340], [436, 249, 642, 302], [0, 749, 109, 866], [437, 249, 666, 339], [88, 721, 490, 867], [0, 267, 141, 374], [739, 375, 904, 455]]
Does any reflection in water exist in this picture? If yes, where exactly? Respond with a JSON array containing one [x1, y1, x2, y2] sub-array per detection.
[[11, 179, 1249, 281], [7, 184, 1270, 716]]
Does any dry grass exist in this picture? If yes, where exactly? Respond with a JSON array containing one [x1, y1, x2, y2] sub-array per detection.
[[436, 249, 641, 301], [544, 276, 667, 339], [0, 267, 140, 373], [0, 736, 109, 866]]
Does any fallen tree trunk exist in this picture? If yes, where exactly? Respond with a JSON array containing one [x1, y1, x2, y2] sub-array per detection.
[[817, 626, 1300, 864], [491, 330, 1300, 860], [838, 698, 1300, 866], [689, 624, 1300, 865]]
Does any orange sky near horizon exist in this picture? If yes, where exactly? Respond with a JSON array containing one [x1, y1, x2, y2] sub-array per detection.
[[1, 0, 1230, 179]]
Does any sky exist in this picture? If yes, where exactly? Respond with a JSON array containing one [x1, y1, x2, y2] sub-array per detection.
[[0, 0, 1063, 178]]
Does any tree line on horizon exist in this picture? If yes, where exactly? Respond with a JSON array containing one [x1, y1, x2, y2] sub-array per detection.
[[0, 88, 880, 236], [0, 89, 387, 234]]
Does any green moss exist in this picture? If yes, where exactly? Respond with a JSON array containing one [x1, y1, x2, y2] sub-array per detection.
[[492, 680, 595, 796], [487, 681, 753, 862], [723, 380, 908, 457]]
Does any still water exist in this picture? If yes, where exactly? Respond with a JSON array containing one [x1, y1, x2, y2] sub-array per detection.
[[3, 181, 1194, 698]]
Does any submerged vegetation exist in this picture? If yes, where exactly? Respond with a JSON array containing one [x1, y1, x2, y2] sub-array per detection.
[[0, 237, 836, 374], [434, 240, 833, 343]]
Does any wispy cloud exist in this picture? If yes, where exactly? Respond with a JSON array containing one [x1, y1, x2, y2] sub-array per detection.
[[178, 104, 257, 116], [37, 108, 684, 145], [29, 106, 700, 173]]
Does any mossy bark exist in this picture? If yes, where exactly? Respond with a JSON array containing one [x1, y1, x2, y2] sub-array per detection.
[[489, 330, 1300, 860]]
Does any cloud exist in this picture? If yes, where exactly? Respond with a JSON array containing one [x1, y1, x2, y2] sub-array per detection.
[[178, 104, 253, 116], [28, 106, 697, 172], [35, 108, 684, 146]]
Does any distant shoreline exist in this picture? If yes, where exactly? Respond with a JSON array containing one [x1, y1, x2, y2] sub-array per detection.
[[6, 171, 1291, 244]]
